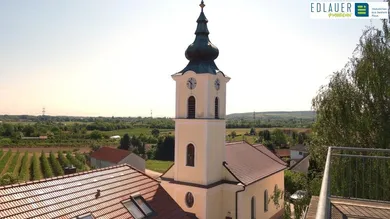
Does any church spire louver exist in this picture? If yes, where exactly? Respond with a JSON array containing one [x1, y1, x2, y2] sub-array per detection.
[[178, 1, 222, 75]]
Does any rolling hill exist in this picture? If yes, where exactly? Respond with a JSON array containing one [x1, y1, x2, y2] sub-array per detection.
[[227, 111, 316, 120]]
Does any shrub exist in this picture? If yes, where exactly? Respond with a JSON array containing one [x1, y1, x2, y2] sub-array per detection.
[[18, 152, 29, 181], [49, 152, 64, 176], [0, 173, 18, 186], [75, 152, 86, 164], [40, 151, 53, 178], [66, 152, 86, 171], [0, 149, 12, 172], [6, 151, 20, 174], [58, 151, 70, 167], [31, 152, 43, 181]]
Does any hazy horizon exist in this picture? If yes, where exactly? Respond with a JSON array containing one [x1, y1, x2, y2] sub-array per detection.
[[0, 110, 316, 118], [0, 0, 383, 117]]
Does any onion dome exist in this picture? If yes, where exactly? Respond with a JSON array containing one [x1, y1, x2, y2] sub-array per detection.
[[178, 1, 222, 75]]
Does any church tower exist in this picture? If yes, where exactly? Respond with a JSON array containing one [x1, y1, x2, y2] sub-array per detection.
[[161, 1, 231, 218], [172, 0, 230, 186]]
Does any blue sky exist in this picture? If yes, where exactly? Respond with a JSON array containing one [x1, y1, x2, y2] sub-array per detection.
[[0, 0, 383, 117]]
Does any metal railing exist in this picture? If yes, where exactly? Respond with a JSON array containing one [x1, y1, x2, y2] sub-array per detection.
[[315, 146, 390, 219]]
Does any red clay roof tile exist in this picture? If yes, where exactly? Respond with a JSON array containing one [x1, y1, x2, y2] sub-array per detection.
[[225, 142, 287, 185], [274, 149, 291, 157], [0, 164, 191, 219], [90, 147, 132, 164]]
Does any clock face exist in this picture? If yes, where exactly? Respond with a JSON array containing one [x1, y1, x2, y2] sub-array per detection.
[[214, 79, 220, 90], [187, 77, 197, 90]]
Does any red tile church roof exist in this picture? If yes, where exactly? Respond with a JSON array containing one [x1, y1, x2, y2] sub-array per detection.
[[0, 164, 191, 219], [224, 142, 287, 185]]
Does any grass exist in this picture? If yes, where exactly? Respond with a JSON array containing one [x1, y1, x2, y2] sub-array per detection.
[[102, 128, 173, 137], [146, 160, 173, 173]]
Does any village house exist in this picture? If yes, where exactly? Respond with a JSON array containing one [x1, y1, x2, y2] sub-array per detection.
[[289, 154, 310, 174], [290, 144, 309, 160], [274, 149, 291, 159], [90, 147, 145, 172]]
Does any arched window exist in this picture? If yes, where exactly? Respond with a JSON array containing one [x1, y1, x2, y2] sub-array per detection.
[[251, 196, 256, 219], [264, 190, 268, 212], [186, 144, 195, 167], [187, 96, 195, 119], [214, 97, 219, 119]]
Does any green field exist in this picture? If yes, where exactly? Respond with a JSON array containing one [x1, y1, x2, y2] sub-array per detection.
[[146, 160, 173, 173], [0, 149, 90, 185]]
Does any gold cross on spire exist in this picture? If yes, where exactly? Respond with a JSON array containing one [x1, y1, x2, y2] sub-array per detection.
[[200, 0, 205, 11]]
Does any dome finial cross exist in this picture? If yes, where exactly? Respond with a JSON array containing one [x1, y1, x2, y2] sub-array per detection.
[[200, 0, 205, 11]]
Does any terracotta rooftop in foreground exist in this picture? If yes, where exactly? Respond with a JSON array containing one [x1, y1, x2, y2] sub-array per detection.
[[306, 196, 390, 219], [224, 142, 287, 185], [0, 164, 191, 219], [90, 147, 132, 163]]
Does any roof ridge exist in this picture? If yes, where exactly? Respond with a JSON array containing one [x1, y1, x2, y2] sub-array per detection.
[[225, 141, 245, 146], [289, 154, 310, 170], [245, 142, 287, 166], [122, 163, 161, 183]]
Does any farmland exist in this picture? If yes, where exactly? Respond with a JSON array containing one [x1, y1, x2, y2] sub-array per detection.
[[0, 149, 90, 185]]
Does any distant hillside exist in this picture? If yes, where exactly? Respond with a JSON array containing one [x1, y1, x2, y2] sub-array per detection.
[[227, 111, 316, 120]]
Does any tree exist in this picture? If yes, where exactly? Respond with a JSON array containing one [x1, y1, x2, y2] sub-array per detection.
[[312, 19, 390, 149], [155, 135, 175, 161], [2, 124, 14, 137], [90, 130, 103, 140], [151, 128, 160, 138], [230, 131, 237, 139], [138, 142, 146, 157], [23, 125, 35, 137], [311, 16, 390, 200], [119, 134, 131, 150], [249, 127, 256, 136], [146, 146, 156, 160], [262, 129, 271, 141], [131, 135, 142, 148], [90, 144, 101, 152], [284, 170, 307, 195], [272, 129, 287, 147], [297, 132, 307, 144]]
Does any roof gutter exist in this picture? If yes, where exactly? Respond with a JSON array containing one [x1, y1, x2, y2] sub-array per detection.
[[235, 184, 246, 219], [223, 161, 246, 219]]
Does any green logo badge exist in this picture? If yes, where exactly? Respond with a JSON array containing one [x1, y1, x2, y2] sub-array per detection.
[[355, 3, 369, 17]]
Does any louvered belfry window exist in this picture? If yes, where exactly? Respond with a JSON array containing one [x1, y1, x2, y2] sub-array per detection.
[[186, 144, 195, 166], [187, 96, 196, 119], [215, 97, 219, 119]]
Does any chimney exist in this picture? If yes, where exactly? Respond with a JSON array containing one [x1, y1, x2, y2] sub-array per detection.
[[95, 189, 101, 199], [64, 165, 77, 175]]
